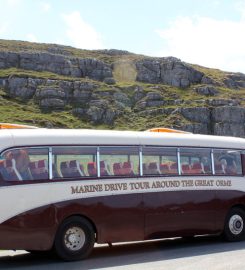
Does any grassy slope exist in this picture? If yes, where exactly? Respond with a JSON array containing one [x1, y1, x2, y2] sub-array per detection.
[[0, 39, 245, 130]]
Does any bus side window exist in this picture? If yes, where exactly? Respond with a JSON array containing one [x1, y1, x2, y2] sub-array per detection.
[[1, 150, 29, 181], [213, 149, 242, 175], [1, 148, 50, 181], [100, 146, 139, 177], [180, 148, 212, 175], [26, 148, 49, 180], [52, 146, 97, 179], [142, 147, 178, 176]]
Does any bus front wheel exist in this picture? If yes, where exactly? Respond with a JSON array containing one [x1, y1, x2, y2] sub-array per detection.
[[223, 207, 245, 242], [54, 216, 95, 261]]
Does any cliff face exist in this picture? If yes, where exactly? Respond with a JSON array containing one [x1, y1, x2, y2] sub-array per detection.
[[0, 39, 245, 136]]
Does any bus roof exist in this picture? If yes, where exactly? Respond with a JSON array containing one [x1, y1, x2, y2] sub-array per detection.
[[0, 129, 244, 151]]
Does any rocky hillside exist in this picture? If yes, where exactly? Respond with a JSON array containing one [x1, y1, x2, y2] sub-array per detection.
[[0, 39, 245, 136]]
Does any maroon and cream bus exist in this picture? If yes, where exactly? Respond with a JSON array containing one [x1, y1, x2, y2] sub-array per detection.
[[0, 127, 245, 261]]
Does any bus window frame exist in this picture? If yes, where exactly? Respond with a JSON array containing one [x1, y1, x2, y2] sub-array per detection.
[[212, 148, 243, 176], [99, 145, 141, 178], [179, 147, 213, 176], [142, 146, 179, 176], [52, 145, 98, 180]]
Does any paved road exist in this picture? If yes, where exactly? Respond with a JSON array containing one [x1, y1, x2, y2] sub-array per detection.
[[1, 236, 245, 270]]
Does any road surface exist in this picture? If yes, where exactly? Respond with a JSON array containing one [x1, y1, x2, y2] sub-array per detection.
[[0, 236, 245, 270]]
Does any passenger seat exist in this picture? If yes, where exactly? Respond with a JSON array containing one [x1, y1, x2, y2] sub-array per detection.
[[100, 161, 110, 176], [181, 164, 191, 174], [87, 162, 97, 176], [122, 162, 134, 176], [113, 162, 122, 175], [29, 160, 48, 180], [191, 163, 204, 174], [147, 162, 160, 175], [160, 163, 170, 174], [0, 159, 22, 181]]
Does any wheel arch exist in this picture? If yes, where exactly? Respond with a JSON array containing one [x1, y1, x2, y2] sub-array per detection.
[[229, 204, 245, 213]]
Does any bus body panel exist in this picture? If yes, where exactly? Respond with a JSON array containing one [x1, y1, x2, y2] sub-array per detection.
[[0, 193, 144, 250], [0, 205, 56, 250], [144, 190, 217, 239], [0, 188, 245, 250], [0, 129, 245, 252]]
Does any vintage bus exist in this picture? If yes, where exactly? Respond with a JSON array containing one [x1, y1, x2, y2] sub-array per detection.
[[0, 126, 245, 261]]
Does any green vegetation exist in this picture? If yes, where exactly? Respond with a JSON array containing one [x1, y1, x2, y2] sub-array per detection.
[[0, 68, 97, 82], [0, 39, 145, 65], [0, 88, 89, 128], [0, 39, 245, 131], [1, 76, 245, 130], [192, 64, 228, 85]]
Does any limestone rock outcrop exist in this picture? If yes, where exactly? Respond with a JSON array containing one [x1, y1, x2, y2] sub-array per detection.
[[136, 57, 204, 87], [1, 40, 245, 136], [0, 51, 113, 81]]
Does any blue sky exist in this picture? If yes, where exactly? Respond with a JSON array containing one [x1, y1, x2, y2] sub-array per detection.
[[0, 0, 245, 73]]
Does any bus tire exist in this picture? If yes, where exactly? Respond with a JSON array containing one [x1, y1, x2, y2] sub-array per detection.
[[223, 207, 245, 242], [54, 216, 95, 261]]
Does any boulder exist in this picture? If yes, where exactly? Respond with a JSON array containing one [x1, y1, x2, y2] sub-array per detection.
[[72, 108, 88, 118], [103, 108, 118, 125], [78, 58, 112, 80], [103, 77, 116, 85], [89, 99, 109, 108], [0, 51, 113, 81], [47, 45, 72, 56], [0, 78, 6, 86], [223, 73, 245, 89], [132, 86, 145, 103], [87, 106, 104, 123], [180, 123, 210, 134], [160, 60, 203, 87], [207, 99, 239, 106], [145, 92, 162, 101], [134, 101, 147, 110], [0, 51, 19, 68], [212, 106, 245, 123], [40, 98, 66, 109], [35, 87, 67, 99], [136, 59, 161, 84], [213, 123, 245, 137], [72, 82, 97, 104], [87, 106, 117, 125], [5, 77, 39, 99], [146, 100, 165, 107], [136, 57, 203, 87], [201, 76, 221, 86], [138, 107, 175, 117], [73, 89, 92, 102], [73, 81, 97, 91], [19, 52, 74, 76], [113, 91, 131, 106], [195, 85, 219, 96], [97, 49, 132, 56], [181, 107, 211, 123]]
